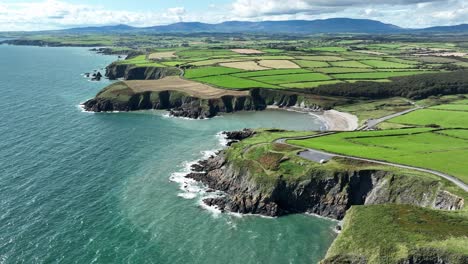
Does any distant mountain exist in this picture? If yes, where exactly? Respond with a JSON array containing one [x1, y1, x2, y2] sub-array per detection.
[[66, 24, 136, 32], [417, 24, 468, 33], [62, 19, 468, 34], [144, 18, 403, 34]]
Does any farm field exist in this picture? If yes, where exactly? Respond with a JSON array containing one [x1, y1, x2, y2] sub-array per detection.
[[290, 99, 468, 182], [289, 127, 468, 183], [106, 36, 467, 91]]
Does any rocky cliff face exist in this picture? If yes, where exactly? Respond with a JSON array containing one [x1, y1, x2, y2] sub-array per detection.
[[187, 149, 464, 219], [105, 63, 180, 80], [83, 85, 327, 118], [82, 90, 264, 118]]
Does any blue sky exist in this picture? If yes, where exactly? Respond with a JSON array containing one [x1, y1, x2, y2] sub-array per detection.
[[0, 0, 467, 31]]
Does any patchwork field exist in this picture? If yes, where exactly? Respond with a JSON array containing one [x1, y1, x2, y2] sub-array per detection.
[[112, 39, 467, 90]]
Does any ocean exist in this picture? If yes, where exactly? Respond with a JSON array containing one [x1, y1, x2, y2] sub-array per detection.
[[0, 45, 336, 263]]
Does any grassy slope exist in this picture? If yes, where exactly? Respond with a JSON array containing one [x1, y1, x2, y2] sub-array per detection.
[[323, 204, 468, 264]]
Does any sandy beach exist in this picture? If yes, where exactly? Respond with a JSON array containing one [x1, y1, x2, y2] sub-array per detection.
[[321, 110, 359, 131], [267, 106, 359, 131]]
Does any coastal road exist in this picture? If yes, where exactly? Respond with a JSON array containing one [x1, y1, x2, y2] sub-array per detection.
[[275, 134, 468, 192], [361, 106, 423, 130]]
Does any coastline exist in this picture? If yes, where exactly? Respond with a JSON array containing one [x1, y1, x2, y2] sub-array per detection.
[[267, 105, 359, 132]]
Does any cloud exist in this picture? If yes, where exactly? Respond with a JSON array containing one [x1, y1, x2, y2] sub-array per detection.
[[0, 0, 193, 31], [0, 0, 466, 31], [231, 0, 445, 17], [167, 7, 186, 22]]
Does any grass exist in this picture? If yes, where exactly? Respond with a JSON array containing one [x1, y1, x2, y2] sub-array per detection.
[[309, 47, 348, 52], [293, 60, 330, 68], [231, 69, 311, 78], [194, 75, 278, 89], [332, 71, 435, 79], [289, 128, 468, 183], [294, 56, 347, 61], [388, 109, 468, 128], [117, 55, 165, 67], [251, 73, 331, 84], [314, 67, 375, 74], [361, 60, 416, 68], [176, 49, 237, 58], [330, 60, 372, 68], [184, 66, 244, 78], [280, 80, 344, 88], [429, 104, 468, 111], [323, 204, 468, 264], [334, 98, 413, 125]]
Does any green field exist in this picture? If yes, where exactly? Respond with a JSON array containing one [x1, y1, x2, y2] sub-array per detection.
[[117, 55, 165, 67], [389, 109, 468, 128], [333, 71, 434, 79], [251, 73, 331, 84], [429, 104, 468, 111], [315, 67, 376, 74], [184, 66, 244, 78], [280, 80, 344, 88], [361, 59, 416, 68], [194, 75, 278, 89], [289, 128, 468, 183], [293, 60, 330, 68], [330, 60, 372, 68], [231, 69, 311, 78]]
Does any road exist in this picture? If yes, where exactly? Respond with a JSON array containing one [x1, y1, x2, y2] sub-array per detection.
[[361, 106, 423, 130]]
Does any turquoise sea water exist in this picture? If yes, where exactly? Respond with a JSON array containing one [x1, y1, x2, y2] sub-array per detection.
[[0, 45, 336, 263]]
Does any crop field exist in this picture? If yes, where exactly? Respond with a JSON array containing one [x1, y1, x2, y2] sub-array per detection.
[[332, 71, 434, 79], [361, 60, 415, 68], [194, 75, 278, 89], [257, 60, 300, 69], [330, 60, 372, 68], [251, 73, 332, 84], [184, 66, 244, 78], [289, 127, 468, 183], [293, 60, 329, 68]]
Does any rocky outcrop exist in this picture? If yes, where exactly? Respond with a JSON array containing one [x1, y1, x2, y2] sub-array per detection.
[[105, 62, 180, 80], [186, 150, 464, 219], [223, 129, 256, 146]]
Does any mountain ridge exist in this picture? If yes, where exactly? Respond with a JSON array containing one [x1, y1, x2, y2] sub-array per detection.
[[60, 18, 466, 34]]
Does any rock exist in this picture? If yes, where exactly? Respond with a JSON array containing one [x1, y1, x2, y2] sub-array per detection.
[[223, 129, 256, 145], [91, 72, 102, 81]]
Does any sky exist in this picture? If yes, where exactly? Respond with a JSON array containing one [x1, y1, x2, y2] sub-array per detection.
[[0, 0, 467, 31]]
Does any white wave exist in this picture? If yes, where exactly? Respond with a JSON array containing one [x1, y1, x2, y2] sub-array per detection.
[[198, 199, 222, 218], [215, 131, 228, 147]]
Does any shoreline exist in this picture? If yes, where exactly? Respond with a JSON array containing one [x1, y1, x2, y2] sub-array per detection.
[[267, 105, 359, 132]]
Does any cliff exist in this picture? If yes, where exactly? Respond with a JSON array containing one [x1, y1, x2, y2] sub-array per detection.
[[188, 149, 463, 219], [83, 80, 347, 117], [188, 130, 468, 263], [105, 62, 180, 80]]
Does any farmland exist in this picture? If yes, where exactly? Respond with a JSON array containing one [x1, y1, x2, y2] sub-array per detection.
[[289, 99, 468, 183], [102, 36, 468, 90]]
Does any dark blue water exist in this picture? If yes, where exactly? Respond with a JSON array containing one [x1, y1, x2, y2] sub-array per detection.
[[0, 45, 336, 263]]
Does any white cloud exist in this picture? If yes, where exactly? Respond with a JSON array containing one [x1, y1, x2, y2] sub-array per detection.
[[0, 0, 195, 31], [0, 0, 466, 31]]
